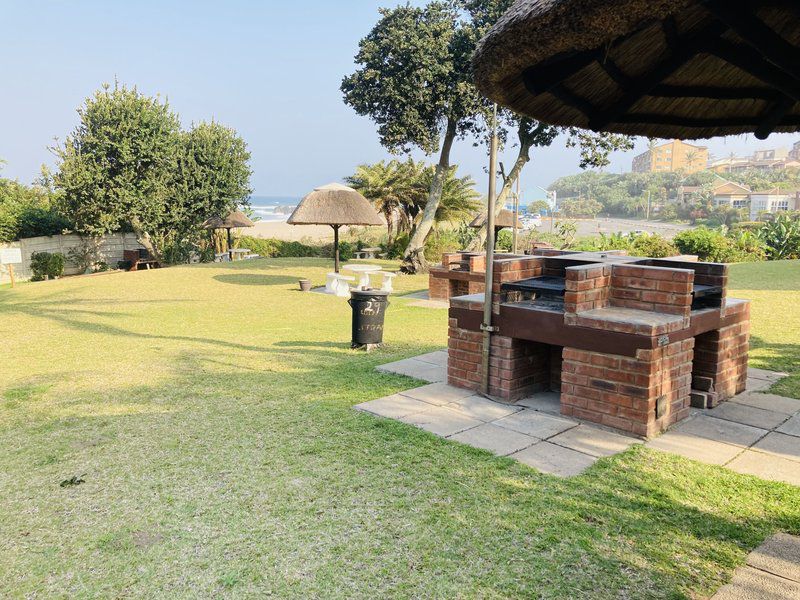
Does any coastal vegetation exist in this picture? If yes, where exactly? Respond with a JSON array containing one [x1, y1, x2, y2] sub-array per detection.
[[53, 83, 252, 262], [1, 257, 798, 597]]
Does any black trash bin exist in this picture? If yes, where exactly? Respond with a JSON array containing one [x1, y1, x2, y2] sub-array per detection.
[[348, 289, 390, 350]]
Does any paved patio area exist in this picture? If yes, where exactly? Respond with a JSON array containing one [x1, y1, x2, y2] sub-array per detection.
[[398, 290, 450, 309], [712, 533, 800, 599], [369, 354, 799, 483]]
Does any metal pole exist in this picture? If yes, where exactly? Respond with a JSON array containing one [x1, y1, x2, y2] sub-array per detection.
[[512, 176, 520, 254], [481, 105, 499, 397], [333, 225, 340, 273]]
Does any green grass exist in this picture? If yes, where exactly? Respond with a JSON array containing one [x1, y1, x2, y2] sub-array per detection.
[[730, 260, 800, 398], [1, 257, 799, 598]]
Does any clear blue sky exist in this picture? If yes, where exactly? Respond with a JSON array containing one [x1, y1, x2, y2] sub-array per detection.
[[2, 0, 798, 201]]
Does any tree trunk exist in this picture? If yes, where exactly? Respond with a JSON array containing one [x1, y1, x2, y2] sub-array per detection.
[[130, 218, 159, 260], [401, 119, 457, 274]]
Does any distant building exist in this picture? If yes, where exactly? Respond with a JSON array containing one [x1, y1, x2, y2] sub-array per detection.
[[709, 143, 800, 173], [749, 189, 800, 220], [709, 179, 799, 220], [632, 139, 709, 174], [712, 181, 752, 211]]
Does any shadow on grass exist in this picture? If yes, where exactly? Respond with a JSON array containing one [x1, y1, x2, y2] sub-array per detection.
[[213, 274, 300, 286], [3, 347, 799, 597]]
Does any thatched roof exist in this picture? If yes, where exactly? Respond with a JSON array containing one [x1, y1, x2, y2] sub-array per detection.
[[470, 209, 523, 229], [472, 0, 800, 140], [287, 183, 385, 226], [201, 210, 255, 230]]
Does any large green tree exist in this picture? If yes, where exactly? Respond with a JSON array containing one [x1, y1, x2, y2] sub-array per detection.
[[54, 83, 251, 259], [173, 121, 253, 240], [342, 2, 488, 273]]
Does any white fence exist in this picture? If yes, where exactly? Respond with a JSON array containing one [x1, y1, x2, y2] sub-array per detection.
[[0, 233, 144, 284]]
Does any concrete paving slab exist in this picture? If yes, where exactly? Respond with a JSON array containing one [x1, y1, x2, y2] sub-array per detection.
[[747, 533, 800, 583], [509, 442, 597, 477], [752, 432, 800, 463], [448, 423, 538, 456], [550, 425, 641, 458], [494, 410, 578, 439], [748, 367, 788, 382], [447, 395, 522, 422], [399, 382, 476, 406], [727, 450, 800, 486], [516, 392, 561, 414], [706, 402, 790, 430], [377, 358, 446, 383], [414, 350, 448, 367], [731, 393, 800, 416], [712, 566, 800, 599], [355, 394, 433, 419], [777, 415, 800, 438], [675, 414, 768, 448], [746, 378, 774, 392], [408, 299, 450, 309], [399, 406, 482, 437], [376, 358, 429, 377], [647, 431, 743, 465]]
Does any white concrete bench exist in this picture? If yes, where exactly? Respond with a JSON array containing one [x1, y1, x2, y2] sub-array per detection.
[[371, 271, 397, 292], [326, 272, 355, 297]]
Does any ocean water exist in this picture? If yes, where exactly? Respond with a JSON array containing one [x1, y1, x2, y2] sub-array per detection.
[[248, 195, 300, 222]]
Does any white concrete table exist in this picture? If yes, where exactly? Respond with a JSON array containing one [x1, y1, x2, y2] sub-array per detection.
[[343, 264, 381, 289]]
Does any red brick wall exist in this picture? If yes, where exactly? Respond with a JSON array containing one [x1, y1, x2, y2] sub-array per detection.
[[609, 264, 694, 316], [448, 319, 552, 400], [490, 257, 543, 314], [564, 264, 611, 313], [429, 272, 450, 300], [693, 302, 750, 400], [561, 338, 695, 438]]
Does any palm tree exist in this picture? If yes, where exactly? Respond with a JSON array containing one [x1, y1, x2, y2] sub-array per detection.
[[426, 166, 481, 228], [346, 159, 420, 244]]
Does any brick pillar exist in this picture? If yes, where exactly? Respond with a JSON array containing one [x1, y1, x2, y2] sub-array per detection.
[[693, 303, 750, 400], [447, 320, 551, 400], [561, 338, 695, 438], [447, 317, 483, 390]]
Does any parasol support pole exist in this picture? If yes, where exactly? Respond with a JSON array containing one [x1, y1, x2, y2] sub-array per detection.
[[481, 105, 499, 397], [227, 228, 234, 260], [332, 224, 340, 273]]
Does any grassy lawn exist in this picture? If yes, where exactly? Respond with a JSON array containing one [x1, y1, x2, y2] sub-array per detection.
[[1, 258, 799, 598]]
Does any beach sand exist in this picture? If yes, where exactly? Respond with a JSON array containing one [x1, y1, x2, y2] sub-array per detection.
[[249, 221, 384, 242]]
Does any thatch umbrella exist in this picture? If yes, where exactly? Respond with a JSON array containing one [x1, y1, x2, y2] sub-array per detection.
[[202, 210, 255, 258], [288, 183, 384, 272], [472, 0, 800, 140], [470, 209, 523, 248]]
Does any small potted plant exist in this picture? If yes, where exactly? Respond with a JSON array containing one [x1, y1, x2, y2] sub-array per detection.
[[299, 278, 312, 292]]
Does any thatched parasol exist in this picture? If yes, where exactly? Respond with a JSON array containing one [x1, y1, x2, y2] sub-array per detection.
[[472, 0, 800, 140], [202, 210, 255, 258], [470, 209, 524, 249], [288, 183, 384, 272]]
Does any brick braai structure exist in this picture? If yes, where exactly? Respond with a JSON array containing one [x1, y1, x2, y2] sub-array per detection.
[[446, 251, 750, 438]]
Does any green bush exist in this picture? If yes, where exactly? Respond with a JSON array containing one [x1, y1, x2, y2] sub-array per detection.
[[673, 227, 748, 263], [380, 233, 409, 260], [758, 215, 800, 260], [30, 252, 66, 281], [424, 230, 461, 261], [495, 229, 513, 251], [629, 234, 679, 258]]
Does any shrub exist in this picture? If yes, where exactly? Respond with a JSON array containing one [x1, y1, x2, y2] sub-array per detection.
[[673, 227, 747, 263], [381, 233, 409, 260], [758, 215, 800, 260], [495, 229, 513, 251], [629, 234, 679, 258], [30, 251, 65, 281], [424, 229, 461, 261]]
